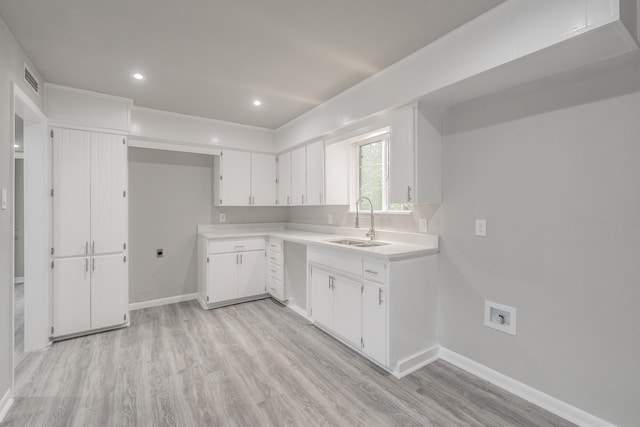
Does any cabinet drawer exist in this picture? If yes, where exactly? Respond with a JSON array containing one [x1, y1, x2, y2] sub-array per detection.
[[268, 239, 282, 254], [208, 238, 265, 254], [308, 248, 361, 277], [363, 260, 387, 283], [267, 251, 283, 267], [268, 275, 284, 300], [268, 264, 283, 281]]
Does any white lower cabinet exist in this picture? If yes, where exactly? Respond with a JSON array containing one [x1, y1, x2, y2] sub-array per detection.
[[198, 237, 267, 308], [309, 247, 437, 377], [53, 254, 128, 337], [267, 239, 285, 301], [362, 281, 387, 365]]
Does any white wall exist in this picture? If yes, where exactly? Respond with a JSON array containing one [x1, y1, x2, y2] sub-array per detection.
[[0, 12, 44, 414], [130, 106, 276, 154], [431, 52, 640, 426]]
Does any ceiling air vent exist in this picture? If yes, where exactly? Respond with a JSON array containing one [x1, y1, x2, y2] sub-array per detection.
[[24, 63, 39, 96]]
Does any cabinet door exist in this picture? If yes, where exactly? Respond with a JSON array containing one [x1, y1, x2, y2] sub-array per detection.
[[220, 150, 251, 206], [362, 282, 387, 365], [389, 106, 415, 204], [251, 153, 277, 206], [208, 253, 239, 303], [291, 146, 306, 205], [52, 128, 91, 257], [91, 254, 128, 330], [277, 152, 292, 205], [53, 257, 91, 336], [332, 274, 362, 347], [324, 141, 350, 205], [91, 132, 127, 255], [306, 140, 325, 205], [311, 267, 332, 328], [238, 250, 266, 298]]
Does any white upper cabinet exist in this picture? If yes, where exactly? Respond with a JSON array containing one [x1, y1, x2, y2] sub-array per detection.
[[251, 153, 277, 206], [285, 140, 326, 206], [53, 129, 91, 258], [90, 132, 128, 255], [291, 146, 306, 205], [305, 140, 325, 205], [214, 150, 252, 206], [324, 141, 350, 205], [389, 105, 442, 204], [214, 150, 277, 206], [277, 152, 292, 206]]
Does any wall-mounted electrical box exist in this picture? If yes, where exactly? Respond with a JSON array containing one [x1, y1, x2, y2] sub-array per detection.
[[484, 300, 516, 335]]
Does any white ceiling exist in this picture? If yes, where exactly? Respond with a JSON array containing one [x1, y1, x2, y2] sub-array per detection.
[[0, 0, 504, 129]]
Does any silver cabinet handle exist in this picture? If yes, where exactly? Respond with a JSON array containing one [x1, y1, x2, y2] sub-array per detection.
[[236, 254, 239, 264], [240, 254, 243, 264], [252, 196, 255, 205], [364, 269, 379, 275], [379, 288, 383, 305], [319, 193, 323, 204], [92, 258, 95, 272], [302, 195, 305, 204], [270, 269, 277, 274], [249, 196, 252, 205], [407, 185, 412, 202], [85, 258, 88, 272], [92, 241, 95, 255], [85, 241, 88, 256], [287, 196, 290, 205]]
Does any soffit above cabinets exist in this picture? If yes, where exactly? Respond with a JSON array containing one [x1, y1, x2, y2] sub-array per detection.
[[0, 0, 504, 129]]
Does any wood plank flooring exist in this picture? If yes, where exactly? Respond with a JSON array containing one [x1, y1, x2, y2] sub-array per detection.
[[4, 299, 574, 426], [14, 282, 24, 355]]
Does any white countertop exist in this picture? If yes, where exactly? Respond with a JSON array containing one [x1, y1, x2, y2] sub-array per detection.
[[197, 224, 438, 261]]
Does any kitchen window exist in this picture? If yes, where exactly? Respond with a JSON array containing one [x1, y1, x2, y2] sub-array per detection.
[[353, 132, 411, 212]]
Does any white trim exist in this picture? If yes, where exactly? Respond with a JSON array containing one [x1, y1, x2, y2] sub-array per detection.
[[438, 347, 615, 427], [47, 120, 130, 136], [0, 388, 14, 422], [14, 277, 24, 284], [393, 346, 439, 378], [129, 138, 222, 156], [129, 293, 198, 311]]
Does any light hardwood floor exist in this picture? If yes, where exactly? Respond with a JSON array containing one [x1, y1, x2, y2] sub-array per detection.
[[4, 299, 574, 426], [14, 282, 24, 355]]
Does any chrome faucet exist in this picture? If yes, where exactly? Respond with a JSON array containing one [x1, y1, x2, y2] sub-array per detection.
[[355, 196, 376, 240]]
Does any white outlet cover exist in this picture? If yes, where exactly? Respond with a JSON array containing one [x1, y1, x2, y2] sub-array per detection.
[[475, 219, 487, 237], [327, 214, 333, 225], [419, 218, 428, 233], [484, 300, 516, 335], [219, 213, 226, 223]]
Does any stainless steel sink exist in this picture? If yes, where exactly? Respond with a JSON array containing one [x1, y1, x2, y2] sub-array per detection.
[[327, 239, 389, 248]]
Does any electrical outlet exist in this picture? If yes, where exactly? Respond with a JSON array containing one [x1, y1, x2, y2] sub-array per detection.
[[484, 301, 516, 335], [419, 218, 428, 233], [475, 219, 487, 237], [327, 214, 333, 225], [219, 213, 226, 223]]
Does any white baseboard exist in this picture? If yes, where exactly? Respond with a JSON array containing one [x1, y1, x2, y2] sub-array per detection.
[[438, 347, 614, 427], [0, 388, 13, 423], [14, 277, 24, 284], [394, 346, 439, 378], [129, 293, 198, 311]]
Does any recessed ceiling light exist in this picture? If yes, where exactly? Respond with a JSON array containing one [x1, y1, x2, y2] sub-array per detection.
[[133, 73, 144, 80], [253, 100, 262, 106]]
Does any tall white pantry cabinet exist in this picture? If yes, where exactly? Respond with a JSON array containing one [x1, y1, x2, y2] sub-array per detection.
[[51, 128, 129, 338]]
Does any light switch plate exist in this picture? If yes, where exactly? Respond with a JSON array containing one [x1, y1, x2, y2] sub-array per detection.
[[475, 219, 487, 237], [419, 218, 428, 233], [1, 189, 7, 210], [327, 214, 333, 225], [219, 213, 226, 223]]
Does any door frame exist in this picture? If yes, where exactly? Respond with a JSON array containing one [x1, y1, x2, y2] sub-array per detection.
[[11, 82, 50, 367]]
